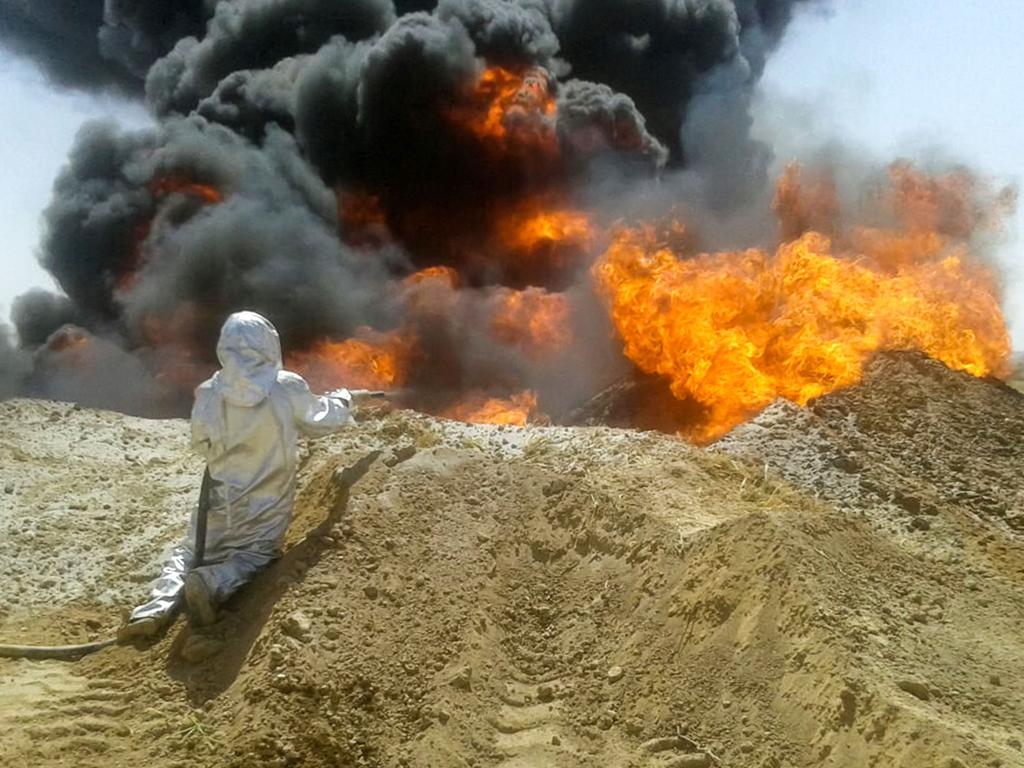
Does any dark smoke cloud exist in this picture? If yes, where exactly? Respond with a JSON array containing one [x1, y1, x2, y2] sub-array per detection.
[[734, 0, 808, 76], [549, 0, 809, 165], [0, 323, 31, 399], [673, 0, 811, 210], [681, 58, 771, 211], [146, 0, 396, 115], [556, 79, 668, 174], [0, 0, 213, 91], [294, 11, 664, 280], [99, 0, 213, 77], [294, 14, 521, 270], [11, 289, 80, 349], [42, 117, 404, 361], [40, 120, 159, 322], [338, 14, 483, 190], [7, 0, 819, 415], [0, 0, 134, 91], [28, 325, 173, 414], [293, 37, 372, 186], [435, 0, 561, 71], [395, 0, 439, 13], [399, 281, 629, 413], [196, 55, 308, 141]]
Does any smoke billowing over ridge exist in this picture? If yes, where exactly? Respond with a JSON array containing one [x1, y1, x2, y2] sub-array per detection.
[[1, 0, 1018, 436]]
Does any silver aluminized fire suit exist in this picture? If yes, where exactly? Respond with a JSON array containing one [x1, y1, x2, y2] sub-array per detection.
[[129, 311, 354, 622]]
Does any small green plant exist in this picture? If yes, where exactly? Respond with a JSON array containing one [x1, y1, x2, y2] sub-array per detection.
[[180, 712, 224, 751]]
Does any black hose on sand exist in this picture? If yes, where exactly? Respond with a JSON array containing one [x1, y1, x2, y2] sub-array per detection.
[[0, 468, 212, 662], [0, 639, 117, 661]]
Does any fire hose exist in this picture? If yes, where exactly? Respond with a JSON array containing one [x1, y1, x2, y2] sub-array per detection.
[[0, 466, 213, 662], [0, 388, 391, 662]]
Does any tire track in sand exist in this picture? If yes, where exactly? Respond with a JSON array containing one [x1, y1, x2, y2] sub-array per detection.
[[492, 672, 577, 767], [0, 661, 136, 765], [489, 560, 584, 768]]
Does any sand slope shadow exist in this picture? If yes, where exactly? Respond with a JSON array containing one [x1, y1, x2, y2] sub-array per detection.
[[166, 450, 382, 703]]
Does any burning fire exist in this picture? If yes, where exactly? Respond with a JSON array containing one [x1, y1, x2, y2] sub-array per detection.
[[450, 66, 558, 154], [496, 205, 593, 255], [151, 175, 223, 204], [46, 325, 93, 358], [489, 202, 595, 286], [887, 162, 1017, 239], [338, 190, 390, 246], [120, 175, 224, 291], [400, 266, 461, 317], [285, 267, 568, 422], [288, 327, 415, 393], [402, 266, 573, 359], [116, 158, 1013, 445], [593, 166, 1012, 442], [441, 390, 538, 426], [137, 304, 214, 394], [403, 266, 461, 289], [773, 163, 839, 240], [491, 288, 572, 359]]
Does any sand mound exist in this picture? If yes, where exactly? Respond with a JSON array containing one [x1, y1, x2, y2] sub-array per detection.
[[715, 352, 1024, 536], [0, 355, 1021, 768]]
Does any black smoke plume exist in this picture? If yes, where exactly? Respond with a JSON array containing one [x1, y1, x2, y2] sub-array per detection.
[[100, 0, 213, 77], [0, 0, 212, 91], [0, 323, 30, 398], [0, 0, 132, 91], [2, 0, 816, 413], [147, 0, 395, 115], [41, 118, 402, 350], [11, 289, 80, 348]]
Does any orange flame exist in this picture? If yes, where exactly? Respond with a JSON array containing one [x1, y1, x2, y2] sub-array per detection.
[[885, 161, 1021, 238], [120, 176, 223, 291], [151, 175, 223, 204], [140, 304, 213, 394], [400, 266, 461, 317], [441, 390, 538, 426], [338, 190, 390, 246], [773, 163, 840, 240], [490, 202, 594, 285], [491, 288, 572, 359], [46, 326, 93, 357], [450, 66, 558, 154], [497, 205, 593, 254], [593, 166, 1012, 443], [288, 327, 416, 393], [402, 266, 461, 289]]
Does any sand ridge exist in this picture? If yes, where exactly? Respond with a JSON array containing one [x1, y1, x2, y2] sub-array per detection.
[[0, 353, 1021, 767]]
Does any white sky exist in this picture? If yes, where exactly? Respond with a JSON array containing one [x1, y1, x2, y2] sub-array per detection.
[[0, 49, 150, 320], [0, 0, 1020, 346]]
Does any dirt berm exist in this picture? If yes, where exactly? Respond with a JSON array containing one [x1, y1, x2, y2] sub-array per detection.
[[1, 352, 1022, 768]]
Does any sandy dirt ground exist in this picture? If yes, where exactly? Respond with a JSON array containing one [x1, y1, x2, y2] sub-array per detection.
[[0, 352, 1022, 768]]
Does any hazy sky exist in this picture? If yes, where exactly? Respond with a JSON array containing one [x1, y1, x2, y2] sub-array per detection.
[[0, 0, 1020, 346], [0, 49, 150, 320]]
